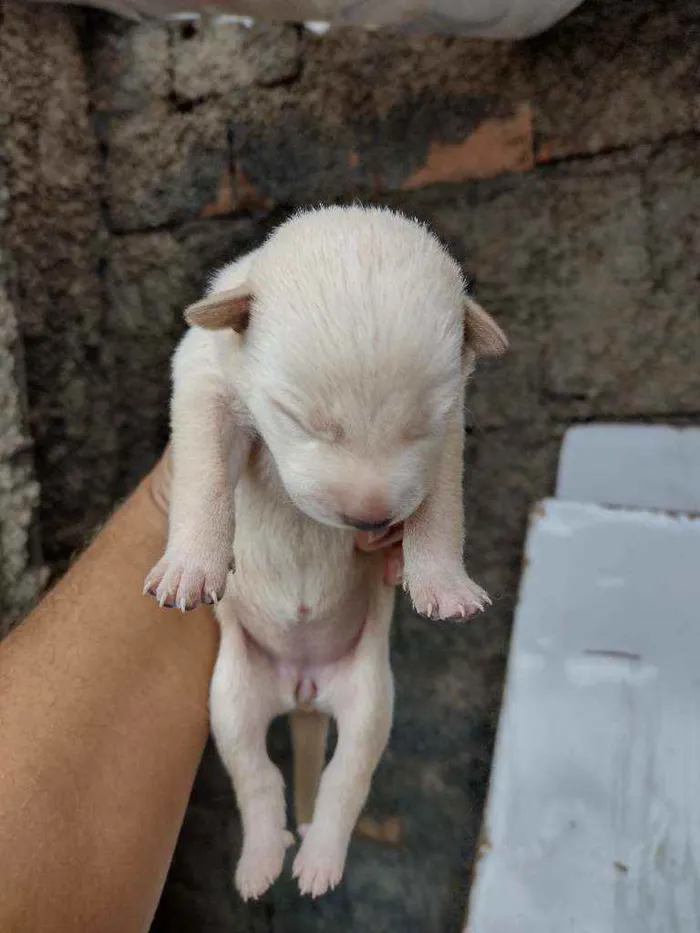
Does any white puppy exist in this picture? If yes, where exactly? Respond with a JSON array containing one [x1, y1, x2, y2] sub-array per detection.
[[144, 205, 507, 900]]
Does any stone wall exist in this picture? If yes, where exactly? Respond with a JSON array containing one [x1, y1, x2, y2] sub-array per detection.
[[0, 7, 46, 629], [0, 0, 698, 928], [0, 6, 116, 583]]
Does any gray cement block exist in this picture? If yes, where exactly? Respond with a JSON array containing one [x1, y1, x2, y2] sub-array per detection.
[[1, 5, 117, 565], [644, 139, 700, 414], [0, 289, 46, 632], [540, 151, 700, 416], [88, 17, 170, 114], [0, 19, 47, 629], [103, 25, 533, 228], [231, 31, 532, 204], [539, 157, 652, 412], [404, 149, 699, 421], [531, 0, 700, 160], [106, 103, 230, 232], [172, 19, 302, 101]]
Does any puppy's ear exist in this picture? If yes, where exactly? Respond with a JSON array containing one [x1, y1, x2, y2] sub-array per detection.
[[184, 285, 252, 333], [463, 296, 508, 357]]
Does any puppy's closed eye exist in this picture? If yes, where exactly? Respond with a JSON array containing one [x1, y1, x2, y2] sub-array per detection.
[[271, 399, 344, 444]]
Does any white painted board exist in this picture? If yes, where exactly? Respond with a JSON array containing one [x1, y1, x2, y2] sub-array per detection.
[[465, 499, 700, 933], [556, 424, 700, 513]]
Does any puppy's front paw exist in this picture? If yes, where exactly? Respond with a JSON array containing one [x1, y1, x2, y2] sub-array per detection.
[[144, 544, 231, 611], [407, 570, 491, 621], [235, 828, 294, 901], [292, 827, 347, 898]]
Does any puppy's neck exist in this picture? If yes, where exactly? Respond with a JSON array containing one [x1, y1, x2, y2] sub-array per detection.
[[245, 438, 310, 522]]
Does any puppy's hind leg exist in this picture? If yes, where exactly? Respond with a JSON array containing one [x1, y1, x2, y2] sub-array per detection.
[[210, 610, 293, 901], [292, 577, 395, 898]]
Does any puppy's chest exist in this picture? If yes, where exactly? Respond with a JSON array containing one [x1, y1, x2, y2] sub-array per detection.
[[231, 454, 366, 626]]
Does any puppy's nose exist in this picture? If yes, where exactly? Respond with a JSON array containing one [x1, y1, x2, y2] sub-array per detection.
[[341, 515, 392, 532]]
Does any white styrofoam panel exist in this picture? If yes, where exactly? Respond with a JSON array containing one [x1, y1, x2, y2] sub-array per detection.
[[556, 424, 700, 513], [465, 499, 700, 933]]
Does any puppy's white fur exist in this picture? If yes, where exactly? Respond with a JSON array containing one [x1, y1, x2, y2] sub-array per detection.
[[145, 206, 506, 900]]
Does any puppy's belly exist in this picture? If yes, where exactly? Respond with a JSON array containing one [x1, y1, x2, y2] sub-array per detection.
[[249, 606, 368, 712], [228, 460, 378, 707], [230, 581, 370, 667], [222, 567, 374, 711]]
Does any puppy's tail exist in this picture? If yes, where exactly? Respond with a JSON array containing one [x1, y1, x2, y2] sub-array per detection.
[[289, 710, 330, 828]]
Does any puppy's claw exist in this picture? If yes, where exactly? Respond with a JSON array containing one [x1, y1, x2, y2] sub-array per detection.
[[235, 830, 289, 901], [293, 832, 345, 898], [408, 573, 490, 623], [145, 548, 230, 613]]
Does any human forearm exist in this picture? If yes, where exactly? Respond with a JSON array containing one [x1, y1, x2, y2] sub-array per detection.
[[0, 470, 218, 933]]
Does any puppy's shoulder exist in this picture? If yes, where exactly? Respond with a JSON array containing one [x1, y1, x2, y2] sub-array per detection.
[[172, 325, 225, 380]]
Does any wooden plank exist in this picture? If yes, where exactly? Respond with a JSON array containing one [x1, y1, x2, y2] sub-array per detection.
[[465, 499, 700, 933]]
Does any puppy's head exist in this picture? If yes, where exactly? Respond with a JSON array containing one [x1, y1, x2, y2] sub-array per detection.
[[186, 207, 506, 530]]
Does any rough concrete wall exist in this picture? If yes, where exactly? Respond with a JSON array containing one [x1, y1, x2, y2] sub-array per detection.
[[0, 7, 47, 631], [0, 0, 698, 928], [0, 4, 119, 574]]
